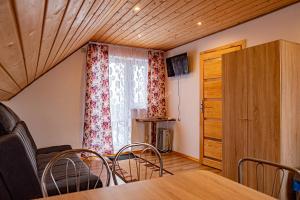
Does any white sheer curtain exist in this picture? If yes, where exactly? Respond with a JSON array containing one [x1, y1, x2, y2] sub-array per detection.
[[109, 45, 148, 152]]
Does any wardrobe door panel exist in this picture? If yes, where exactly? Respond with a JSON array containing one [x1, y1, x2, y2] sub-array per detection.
[[222, 50, 248, 181], [246, 41, 281, 194], [247, 41, 281, 161], [280, 41, 300, 167]]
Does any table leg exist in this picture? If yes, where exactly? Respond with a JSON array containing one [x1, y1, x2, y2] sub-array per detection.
[[144, 123, 149, 144], [150, 122, 157, 147]]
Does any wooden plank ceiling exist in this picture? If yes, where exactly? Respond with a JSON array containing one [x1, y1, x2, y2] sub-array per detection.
[[0, 0, 298, 100]]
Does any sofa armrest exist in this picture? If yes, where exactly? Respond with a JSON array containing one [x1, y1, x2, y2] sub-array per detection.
[[0, 134, 42, 199], [37, 145, 72, 155]]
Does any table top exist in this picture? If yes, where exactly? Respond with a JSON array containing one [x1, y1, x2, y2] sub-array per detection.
[[136, 117, 176, 122], [41, 170, 275, 200]]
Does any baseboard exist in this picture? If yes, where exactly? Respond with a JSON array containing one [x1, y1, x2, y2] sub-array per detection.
[[172, 151, 200, 162]]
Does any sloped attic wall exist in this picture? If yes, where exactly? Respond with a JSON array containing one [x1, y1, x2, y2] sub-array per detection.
[[3, 49, 86, 148], [2, 47, 146, 149]]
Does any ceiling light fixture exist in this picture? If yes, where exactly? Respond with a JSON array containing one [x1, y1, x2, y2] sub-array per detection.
[[134, 6, 140, 11], [197, 22, 202, 26], [138, 34, 142, 38]]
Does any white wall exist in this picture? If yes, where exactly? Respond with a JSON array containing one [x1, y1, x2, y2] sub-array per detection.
[[2, 47, 146, 149], [166, 2, 300, 159], [4, 49, 86, 148]]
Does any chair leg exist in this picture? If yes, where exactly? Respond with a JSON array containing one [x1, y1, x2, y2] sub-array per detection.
[[112, 171, 118, 185]]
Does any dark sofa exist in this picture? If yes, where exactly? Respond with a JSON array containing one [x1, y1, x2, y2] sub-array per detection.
[[0, 103, 101, 200]]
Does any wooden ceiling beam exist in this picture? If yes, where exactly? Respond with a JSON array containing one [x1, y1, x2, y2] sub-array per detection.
[[58, 0, 105, 62], [107, 0, 197, 44], [48, 0, 96, 72], [94, 0, 153, 41], [118, 0, 220, 48], [0, 89, 13, 101], [137, 0, 264, 47], [0, 0, 27, 88], [58, 1, 129, 64], [101, 0, 180, 43], [13, 0, 46, 84], [112, 0, 207, 44], [132, 0, 236, 46], [39, 0, 85, 76], [50, 0, 114, 68], [142, 0, 298, 49], [35, 0, 69, 79], [95, 0, 142, 40], [0, 0, 298, 100], [0, 62, 21, 92], [59, 0, 111, 61]]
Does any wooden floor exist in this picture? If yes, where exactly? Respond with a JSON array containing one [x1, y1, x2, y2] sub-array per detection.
[[159, 152, 220, 175], [87, 151, 220, 185]]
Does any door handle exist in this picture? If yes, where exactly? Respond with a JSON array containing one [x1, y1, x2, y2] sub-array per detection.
[[200, 100, 204, 113]]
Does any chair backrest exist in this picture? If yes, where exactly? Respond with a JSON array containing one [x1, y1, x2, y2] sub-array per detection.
[[0, 134, 42, 199], [40, 149, 111, 197], [112, 143, 163, 185], [238, 157, 300, 199], [0, 103, 20, 135], [13, 121, 38, 173]]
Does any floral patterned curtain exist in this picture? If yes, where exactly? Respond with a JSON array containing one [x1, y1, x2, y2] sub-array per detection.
[[147, 51, 167, 118], [82, 44, 113, 155]]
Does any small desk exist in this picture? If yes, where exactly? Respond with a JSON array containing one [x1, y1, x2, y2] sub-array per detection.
[[41, 170, 275, 200], [136, 117, 176, 148]]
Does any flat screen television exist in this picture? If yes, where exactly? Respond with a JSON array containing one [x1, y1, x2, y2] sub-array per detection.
[[166, 53, 189, 77]]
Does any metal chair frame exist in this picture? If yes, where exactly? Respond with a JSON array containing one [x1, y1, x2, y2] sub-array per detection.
[[41, 149, 111, 197], [112, 143, 163, 185], [238, 157, 300, 198]]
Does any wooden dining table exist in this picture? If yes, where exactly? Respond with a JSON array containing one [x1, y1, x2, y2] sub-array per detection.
[[41, 170, 275, 200]]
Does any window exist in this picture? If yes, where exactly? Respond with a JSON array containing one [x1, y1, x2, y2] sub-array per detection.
[[109, 51, 148, 152]]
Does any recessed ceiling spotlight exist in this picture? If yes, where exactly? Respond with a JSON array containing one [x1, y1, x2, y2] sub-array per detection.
[[138, 34, 142, 38], [134, 6, 140, 11], [197, 22, 202, 26]]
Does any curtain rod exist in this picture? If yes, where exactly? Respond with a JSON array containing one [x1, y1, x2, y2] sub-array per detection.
[[87, 41, 164, 52]]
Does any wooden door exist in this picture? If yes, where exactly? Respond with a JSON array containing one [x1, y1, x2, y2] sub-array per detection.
[[200, 41, 246, 170]]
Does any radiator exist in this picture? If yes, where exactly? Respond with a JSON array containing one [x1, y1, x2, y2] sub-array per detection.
[[157, 128, 172, 152]]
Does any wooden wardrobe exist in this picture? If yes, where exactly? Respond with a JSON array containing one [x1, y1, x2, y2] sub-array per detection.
[[222, 40, 300, 197]]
